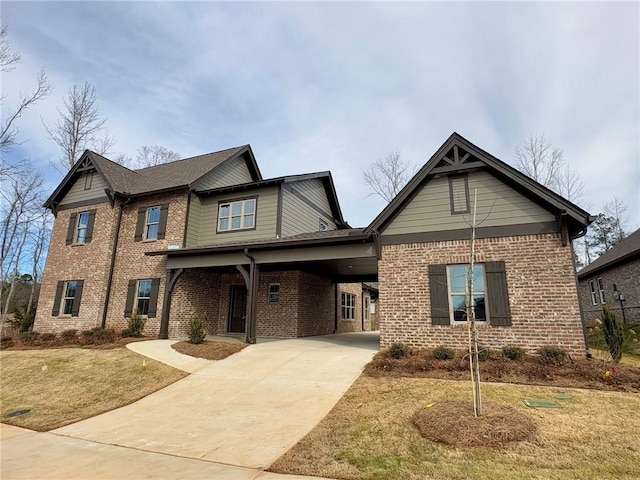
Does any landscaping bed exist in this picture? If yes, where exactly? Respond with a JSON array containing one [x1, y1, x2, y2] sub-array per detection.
[[171, 340, 247, 360]]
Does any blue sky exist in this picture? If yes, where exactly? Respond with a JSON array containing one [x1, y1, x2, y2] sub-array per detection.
[[3, 1, 639, 229]]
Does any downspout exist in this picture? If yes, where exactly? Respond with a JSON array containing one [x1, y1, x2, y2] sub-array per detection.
[[101, 194, 130, 328]]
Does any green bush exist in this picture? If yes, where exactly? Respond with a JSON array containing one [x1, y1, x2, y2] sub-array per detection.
[[433, 346, 455, 360], [81, 329, 94, 340], [61, 329, 78, 340], [187, 314, 207, 344], [476, 344, 491, 362], [538, 346, 567, 366], [12, 307, 35, 333], [602, 306, 624, 363], [123, 311, 146, 337], [389, 342, 411, 359], [502, 345, 524, 361], [19, 331, 40, 344], [40, 333, 56, 341]]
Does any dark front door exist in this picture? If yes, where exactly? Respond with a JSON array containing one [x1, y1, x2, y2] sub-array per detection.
[[228, 286, 247, 333]]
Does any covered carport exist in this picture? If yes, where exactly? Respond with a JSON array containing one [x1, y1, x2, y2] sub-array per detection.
[[146, 229, 380, 343]]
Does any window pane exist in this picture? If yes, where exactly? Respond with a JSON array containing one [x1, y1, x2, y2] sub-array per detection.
[[220, 205, 230, 217], [147, 207, 160, 223], [474, 295, 486, 320], [66, 281, 77, 298], [231, 202, 242, 215], [146, 224, 158, 240], [137, 299, 150, 315], [76, 228, 87, 244], [231, 216, 241, 229], [78, 212, 89, 228], [243, 214, 254, 228], [138, 280, 152, 298], [244, 200, 255, 214], [472, 265, 484, 292], [448, 265, 468, 293], [219, 218, 229, 231], [452, 295, 467, 322], [64, 299, 74, 315]]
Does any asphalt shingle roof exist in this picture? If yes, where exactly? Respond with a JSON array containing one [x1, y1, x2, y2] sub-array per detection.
[[577, 228, 640, 278]]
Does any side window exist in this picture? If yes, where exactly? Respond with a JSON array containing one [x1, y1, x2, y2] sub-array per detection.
[[589, 280, 598, 305], [145, 207, 161, 240], [136, 279, 152, 315], [52, 280, 84, 316], [218, 198, 256, 232], [597, 278, 606, 304], [268, 283, 280, 303], [66, 210, 96, 245], [124, 278, 160, 318], [341, 292, 356, 320], [447, 264, 487, 322], [135, 205, 168, 241]]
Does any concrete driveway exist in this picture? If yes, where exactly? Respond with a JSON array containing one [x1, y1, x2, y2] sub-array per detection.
[[50, 332, 378, 470]]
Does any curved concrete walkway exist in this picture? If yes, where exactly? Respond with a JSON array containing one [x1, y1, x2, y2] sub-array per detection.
[[50, 332, 379, 471], [126, 339, 214, 373]]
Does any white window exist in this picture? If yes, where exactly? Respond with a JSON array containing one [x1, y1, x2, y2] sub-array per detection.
[[447, 264, 487, 322], [75, 212, 90, 244], [63, 281, 78, 315], [269, 283, 280, 303], [145, 206, 161, 240], [136, 279, 152, 315], [319, 219, 329, 231], [589, 280, 598, 305], [597, 278, 606, 304], [218, 199, 256, 232], [341, 292, 356, 320]]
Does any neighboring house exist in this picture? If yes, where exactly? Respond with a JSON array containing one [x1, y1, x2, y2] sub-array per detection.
[[365, 133, 592, 356], [35, 146, 374, 341], [577, 228, 640, 325], [35, 132, 592, 355]]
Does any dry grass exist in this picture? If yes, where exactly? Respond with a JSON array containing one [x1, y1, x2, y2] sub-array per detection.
[[0, 348, 187, 431], [270, 376, 640, 480], [171, 340, 246, 360]]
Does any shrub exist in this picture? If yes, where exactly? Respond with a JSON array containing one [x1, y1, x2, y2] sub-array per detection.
[[389, 342, 411, 359], [476, 344, 491, 362], [61, 329, 78, 340], [602, 306, 624, 363], [81, 329, 94, 339], [40, 333, 56, 341], [1, 336, 14, 348], [19, 331, 40, 344], [187, 314, 207, 344], [91, 328, 116, 344], [433, 346, 455, 360], [502, 345, 524, 361], [538, 346, 567, 366], [123, 311, 146, 338]]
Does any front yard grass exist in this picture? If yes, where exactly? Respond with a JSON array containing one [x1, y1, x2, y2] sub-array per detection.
[[1, 348, 187, 431], [270, 375, 640, 480]]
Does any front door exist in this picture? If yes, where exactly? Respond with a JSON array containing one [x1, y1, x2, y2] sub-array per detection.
[[228, 286, 247, 334]]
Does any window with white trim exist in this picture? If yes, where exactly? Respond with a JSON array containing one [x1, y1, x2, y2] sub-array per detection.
[[75, 212, 90, 244], [136, 279, 152, 315], [341, 292, 356, 320], [589, 280, 598, 305], [447, 264, 487, 322], [269, 283, 280, 303], [364, 296, 370, 320], [145, 206, 161, 240], [597, 277, 606, 304], [63, 281, 78, 315], [218, 199, 256, 232]]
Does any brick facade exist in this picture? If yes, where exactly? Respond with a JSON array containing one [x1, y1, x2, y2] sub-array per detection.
[[578, 258, 640, 325], [378, 233, 586, 356]]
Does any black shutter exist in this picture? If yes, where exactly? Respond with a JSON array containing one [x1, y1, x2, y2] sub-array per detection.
[[71, 280, 84, 317], [429, 264, 450, 325], [485, 261, 512, 327], [157, 204, 169, 240], [134, 208, 146, 241], [84, 210, 97, 243], [124, 280, 137, 316], [147, 278, 161, 318], [52, 281, 64, 316], [66, 213, 77, 245]]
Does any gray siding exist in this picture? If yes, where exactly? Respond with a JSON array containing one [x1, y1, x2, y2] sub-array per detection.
[[59, 171, 108, 205], [195, 186, 278, 246], [185, 195, 201, 248], [193, 155, 253, 191], [384, 170, 556, 235], [281, 179, 336, 237]]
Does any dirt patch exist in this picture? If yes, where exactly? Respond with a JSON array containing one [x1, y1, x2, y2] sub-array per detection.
[[365, 348, 640, 393], [171, 340, 247, 360], [412, 401, 537, 447]]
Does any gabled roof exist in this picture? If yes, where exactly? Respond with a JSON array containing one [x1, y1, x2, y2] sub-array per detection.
[[577, 228, 640, 279], [44, 145, 261, 209], [195, 171, 350, 229], [366, 132, 593, 238]]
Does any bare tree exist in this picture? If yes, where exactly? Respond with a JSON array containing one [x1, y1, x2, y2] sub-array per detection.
[[363, 151, 415, 203], [513, 134, 585, 203], [0, 25, 52, 155], [135, 145, 181, 168], [45, 81, 115, 172]]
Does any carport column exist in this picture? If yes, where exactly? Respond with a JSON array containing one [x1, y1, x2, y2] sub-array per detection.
[[158, 268, 184, 340]]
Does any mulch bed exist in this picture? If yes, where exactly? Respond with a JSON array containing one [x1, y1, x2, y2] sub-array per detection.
[[0, 336, 150, 351], [171, 340, 247, 360], [412, 401, 537, 447], [366, 348, 640, 393]]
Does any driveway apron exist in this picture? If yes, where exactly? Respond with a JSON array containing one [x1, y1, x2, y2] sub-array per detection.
[[53, 332, 378, 469]]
